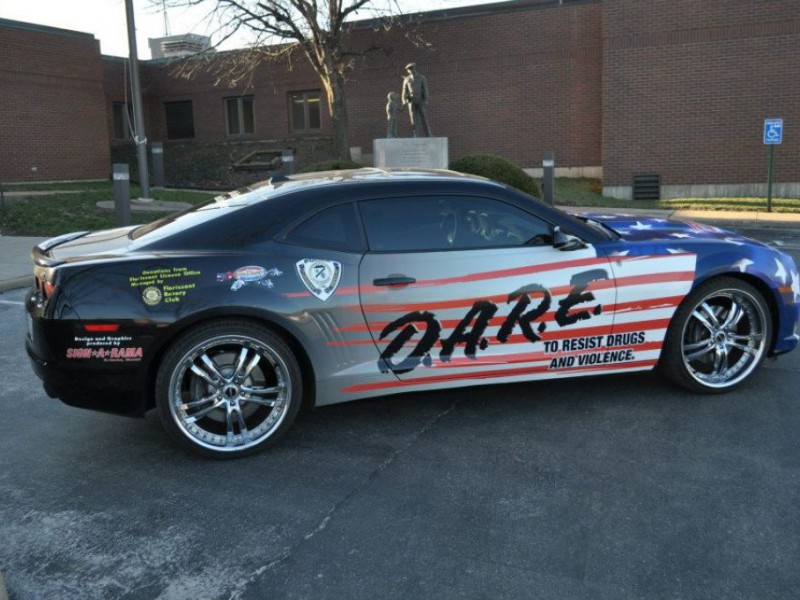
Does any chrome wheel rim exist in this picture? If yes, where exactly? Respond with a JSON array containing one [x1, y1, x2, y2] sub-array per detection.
[[681, 288, 767, 389], [168, 335, 291, 452]]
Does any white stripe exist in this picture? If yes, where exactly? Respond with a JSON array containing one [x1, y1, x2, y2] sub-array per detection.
[[0, 300, 24, 306]]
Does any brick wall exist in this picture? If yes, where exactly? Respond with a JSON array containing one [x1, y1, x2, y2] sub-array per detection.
[[602, 0, 800, 190], [108, 1, 602, 173], [0, 20, 109, 182]]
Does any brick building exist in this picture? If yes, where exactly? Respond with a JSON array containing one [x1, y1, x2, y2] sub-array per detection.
[[1, 0, 799, 199], [0, 19, 109, 182]]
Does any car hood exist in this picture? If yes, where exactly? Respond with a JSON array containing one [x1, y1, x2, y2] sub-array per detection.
[[573, 213, 756, 244]]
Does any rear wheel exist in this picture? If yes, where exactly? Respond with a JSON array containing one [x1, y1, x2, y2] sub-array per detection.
[[661, 277, 771, 393], [156, 320, 302, 458]]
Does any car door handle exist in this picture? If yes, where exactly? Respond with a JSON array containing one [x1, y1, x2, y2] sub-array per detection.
[[373, 276, 416, 286]]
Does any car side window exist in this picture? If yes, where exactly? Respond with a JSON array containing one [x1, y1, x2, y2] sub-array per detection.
[[284, 203, 365, 252], [358, 196, 552, 252]]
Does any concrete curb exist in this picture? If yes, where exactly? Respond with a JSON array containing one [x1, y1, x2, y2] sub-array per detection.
[[0, 276, 31, 293]]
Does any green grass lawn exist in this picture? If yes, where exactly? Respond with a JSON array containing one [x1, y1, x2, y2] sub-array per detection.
[[553, 178, 800, 212], [1, 178, 797, 237], [0, 185, 215, 236]]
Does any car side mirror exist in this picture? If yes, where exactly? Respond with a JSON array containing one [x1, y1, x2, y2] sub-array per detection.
[[551, 225, 587, 251]]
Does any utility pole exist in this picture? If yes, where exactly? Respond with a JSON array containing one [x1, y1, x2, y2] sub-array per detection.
[[125, 0, 152, 201]]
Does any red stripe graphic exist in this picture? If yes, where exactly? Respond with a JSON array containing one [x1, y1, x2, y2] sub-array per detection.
[[360, 271, 693, 314], [327, 318, 671, 347], [333, 295, 685, 334]]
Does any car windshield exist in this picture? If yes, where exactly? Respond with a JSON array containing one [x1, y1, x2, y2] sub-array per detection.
[[572, 215, 620, 240]]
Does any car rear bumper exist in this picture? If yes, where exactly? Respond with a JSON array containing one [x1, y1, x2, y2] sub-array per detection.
[[26, 338, 148, 416]]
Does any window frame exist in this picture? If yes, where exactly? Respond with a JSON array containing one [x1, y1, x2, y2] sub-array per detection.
[[288, 90, 322, 133], [280, 201, 367, 253], [112, 102, 133, 140], [224, 95, 255, 136], [164, 100, 195, 140]]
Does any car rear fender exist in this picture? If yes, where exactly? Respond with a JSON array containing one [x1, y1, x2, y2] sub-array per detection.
[[142, 306, 317, 412]]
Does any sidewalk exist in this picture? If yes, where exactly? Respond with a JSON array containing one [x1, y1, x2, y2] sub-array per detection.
[[1, 208, 799, 293]]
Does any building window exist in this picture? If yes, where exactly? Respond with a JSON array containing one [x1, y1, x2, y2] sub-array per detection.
[[225, 96, 255, 135], [165, 100, 195, 139], [112, 102, 133, 140], [289, 90, 321, 132]]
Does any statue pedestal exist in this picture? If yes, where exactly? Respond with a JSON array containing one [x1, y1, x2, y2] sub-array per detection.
[[373, 137, 449, 169]]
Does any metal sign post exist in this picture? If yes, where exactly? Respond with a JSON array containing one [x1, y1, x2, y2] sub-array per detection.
[[763, 118, 783, 213], [542, 151, 555, 206], [113, 164, 131, 227], [152, 142, 165, 188]]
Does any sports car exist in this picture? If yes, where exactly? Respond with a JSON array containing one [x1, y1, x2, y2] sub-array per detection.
[[25, 169, 800, 458]]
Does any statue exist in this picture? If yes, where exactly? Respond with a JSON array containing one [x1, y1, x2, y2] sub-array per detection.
[[386, 91, 400, 138], [401, 62, 432, 137]]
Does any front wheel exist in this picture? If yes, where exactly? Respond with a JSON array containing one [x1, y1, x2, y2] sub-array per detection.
[[660, 277, 771, 393], [156, 320, 302, 458]]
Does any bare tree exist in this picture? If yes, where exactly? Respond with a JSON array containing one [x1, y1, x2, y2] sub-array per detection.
[[160, 0, 409, 161]]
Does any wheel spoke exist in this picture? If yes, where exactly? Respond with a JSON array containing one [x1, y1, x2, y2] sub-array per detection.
[[238, 353, 262, 382], [241, 383, 284, 396], [691, 304, 717, 332], [727, 341, 758, 355], [721, 300, 745, 331], [185, 399, 225, 423], [180, 393, 218, 411], [233, 347, 250, 381], [711, 345, 729, 378], [189, 363, 219, 387], [241, 396, 278, 408], [200, 353, 227, 382], [224, 404, 249, 446], [684, 340, 714, 361], [729, 332, 763, 344]]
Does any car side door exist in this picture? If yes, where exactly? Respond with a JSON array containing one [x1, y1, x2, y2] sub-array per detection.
[[356, 194, 620, 391]]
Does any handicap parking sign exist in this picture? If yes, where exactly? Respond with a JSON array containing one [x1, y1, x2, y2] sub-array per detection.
[[763, 119, 783, 145]]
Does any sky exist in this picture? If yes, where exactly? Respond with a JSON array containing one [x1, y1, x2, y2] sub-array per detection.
[[0, 0, 502, 59]]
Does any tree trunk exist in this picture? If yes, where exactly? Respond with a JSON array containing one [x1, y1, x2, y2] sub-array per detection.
[[323, 70, 351, 162]]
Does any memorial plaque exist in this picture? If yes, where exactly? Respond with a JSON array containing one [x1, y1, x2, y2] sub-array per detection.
[[373, 137, 448, 169]]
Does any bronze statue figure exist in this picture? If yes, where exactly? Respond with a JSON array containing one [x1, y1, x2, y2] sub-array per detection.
[[401, 62, 432, 137], [386, 91, 400, 138]]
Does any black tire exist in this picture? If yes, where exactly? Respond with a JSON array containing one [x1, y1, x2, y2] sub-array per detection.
[[660, 277, 771, 393], [155, 319, 302, 458]]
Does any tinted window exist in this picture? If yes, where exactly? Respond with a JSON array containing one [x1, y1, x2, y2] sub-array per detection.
[[285, 203, 364, 252], [165, 101, 194, 139], [359, 196, 551, 252]]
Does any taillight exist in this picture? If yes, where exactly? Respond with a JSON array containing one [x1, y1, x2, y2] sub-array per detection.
[[84, 324, 120, 333], [43, 281, 56, 299]]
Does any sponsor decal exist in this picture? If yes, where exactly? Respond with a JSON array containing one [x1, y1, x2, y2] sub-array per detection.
[[129, 267, 201, 305], [66, 347, 143, 362], [142, 286, 163, 306], [217, 266, 282, 291], [74, 335, 133, 347], [296, 259, 342, 302]]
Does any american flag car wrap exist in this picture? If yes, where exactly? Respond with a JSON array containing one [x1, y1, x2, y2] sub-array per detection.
[[336, 243, 697, 397]]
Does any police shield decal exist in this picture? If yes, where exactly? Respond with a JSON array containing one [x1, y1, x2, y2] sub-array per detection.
[[296, 259, 342, 301]]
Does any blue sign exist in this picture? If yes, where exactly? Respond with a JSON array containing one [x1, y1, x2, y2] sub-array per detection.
[[763, 119, 783, 145]]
